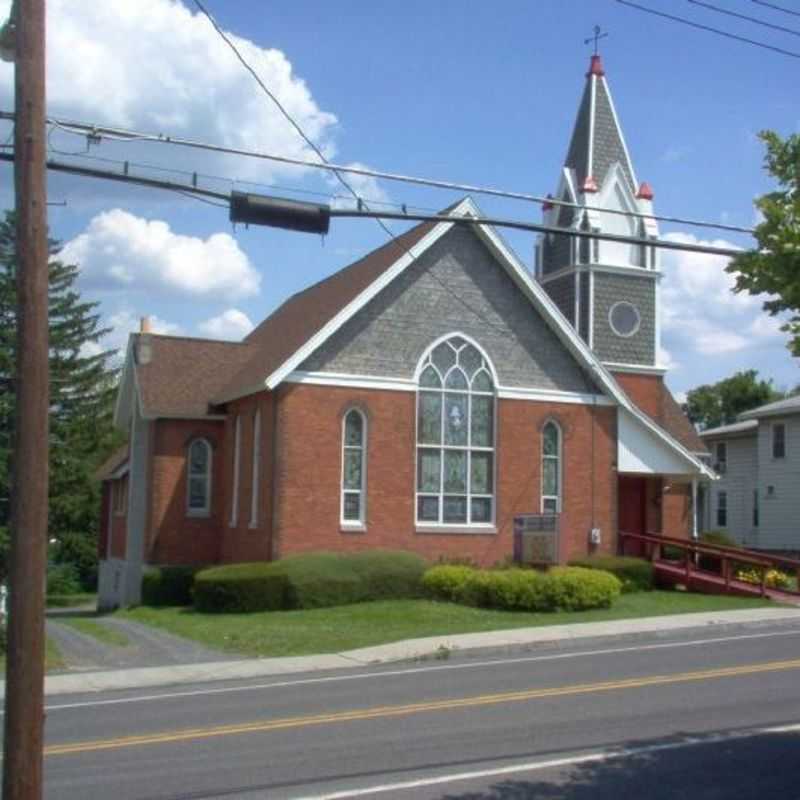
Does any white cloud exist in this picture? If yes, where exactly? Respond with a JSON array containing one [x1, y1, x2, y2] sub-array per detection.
[[657, 344, 680, 371], [0, 0, 338, 182], [58, 209, 260, 300], [197, 309, 254, 340]]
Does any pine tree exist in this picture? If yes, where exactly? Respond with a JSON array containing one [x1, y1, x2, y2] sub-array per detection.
[[0, 211, 122, 588]]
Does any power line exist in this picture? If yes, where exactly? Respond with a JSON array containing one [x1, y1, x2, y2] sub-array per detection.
[[617, 0, 800, 59], [688, 0, 800, 37], [0, 111, 757, 237], [0, 152, 748, 258], [751, 0, 800, 20]]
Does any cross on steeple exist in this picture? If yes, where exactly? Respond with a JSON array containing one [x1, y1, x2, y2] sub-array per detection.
[[584, 25, 608, 56]]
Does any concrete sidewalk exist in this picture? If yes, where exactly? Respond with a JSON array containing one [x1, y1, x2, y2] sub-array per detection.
[[16, 605, 800, 697]]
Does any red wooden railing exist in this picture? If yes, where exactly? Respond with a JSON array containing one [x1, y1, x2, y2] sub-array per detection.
[[619, 531, 800, 600]]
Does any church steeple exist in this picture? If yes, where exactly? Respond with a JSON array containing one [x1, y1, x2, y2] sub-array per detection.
[[537, 54, 662, 372]]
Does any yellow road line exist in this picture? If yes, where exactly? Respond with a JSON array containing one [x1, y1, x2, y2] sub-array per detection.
[[45, 657, 800, 757]]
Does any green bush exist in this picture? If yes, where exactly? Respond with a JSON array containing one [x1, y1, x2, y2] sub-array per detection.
[[453, 566, 620, 613], [194, 563, 290, 613], [547, 567, 622, 610], [568, 556, 653, 593], [422, 565, 477, 602], [698, 530, 739, 572], [141, 566, 203, 607], [52, 532, 99, 592], [46, 563, 82, 596], [194, 550, 428, 613]]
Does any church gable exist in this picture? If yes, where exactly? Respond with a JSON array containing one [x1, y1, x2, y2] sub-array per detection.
[[297, 223, 597, 395]]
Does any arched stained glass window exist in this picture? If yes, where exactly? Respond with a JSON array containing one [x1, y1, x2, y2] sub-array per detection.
[[541, 421, 562, 514], [187, 438, 212, 516], [341, 409, 367, 525], [416, 336, 495, 526]]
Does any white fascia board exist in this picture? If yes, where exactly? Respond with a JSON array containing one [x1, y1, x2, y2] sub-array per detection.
[[600, 76, 639, 189], [113, 337, 135, 430], [605, 362, 668, 376], [264, 200, 472, 390], [288, 369, 613, 406], [587, 75, 596, 179]]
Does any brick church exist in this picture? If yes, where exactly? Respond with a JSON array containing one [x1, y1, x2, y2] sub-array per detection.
[[97, 55, 711, 609]]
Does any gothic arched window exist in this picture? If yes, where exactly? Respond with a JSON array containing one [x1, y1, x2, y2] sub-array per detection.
[[541, 421, 562, 513], [416, 335, 495, 526]]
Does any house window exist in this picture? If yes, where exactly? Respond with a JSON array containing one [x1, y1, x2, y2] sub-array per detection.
[[541, 421, 562, 513], [249, 410, 261, 528], [715, 442, 727, 475], [187, 439, 212, 516], [753, 489, 759, 528], [112, 474, 128, 516], [772, 423, 786, 459], [416, 335, 495, 527], [716, 491, 727, 528], [341, 409, 366, 526], [230, 415, 241, 526]]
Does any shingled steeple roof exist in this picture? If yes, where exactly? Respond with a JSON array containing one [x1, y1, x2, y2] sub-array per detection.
[[563, 54, 637, 195]]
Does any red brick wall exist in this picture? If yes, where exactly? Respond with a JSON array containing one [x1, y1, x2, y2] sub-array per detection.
[[271, 383, 618, 566], [99, 479, 129, 560], [663, 482, 692, 538], [218, 392, 274, 563], [611, 372, 664, 421], [146, 418, 226, 565], [109, 477, 128, 560]]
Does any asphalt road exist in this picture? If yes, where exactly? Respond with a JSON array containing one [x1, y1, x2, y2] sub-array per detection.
[[25, 621, 800, 799]]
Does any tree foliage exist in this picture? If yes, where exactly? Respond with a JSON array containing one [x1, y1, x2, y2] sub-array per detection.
[[727, 130, 800, 354], [0, 211, 123, 587], [684, 369, 782, 431]]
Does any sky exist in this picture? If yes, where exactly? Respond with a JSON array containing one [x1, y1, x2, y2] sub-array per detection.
[[0, 0, 798, 400]]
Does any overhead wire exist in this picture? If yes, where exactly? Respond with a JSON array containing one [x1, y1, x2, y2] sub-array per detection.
[[751, 0, 800, 20], [687, 0, 800, 37], [0, 151, 748, 258], [616, 0, 800, 59], [4, 110, 758, 237]]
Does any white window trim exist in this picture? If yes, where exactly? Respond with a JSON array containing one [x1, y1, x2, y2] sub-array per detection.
[[249, 410, 261, 529], [341, 408, 367, 529], [230, 415, 241, 527], [541, 420, 563, 514], [771, 422, 787, 460], [186, 438, 212, 518], [414, 334, 497, 531]]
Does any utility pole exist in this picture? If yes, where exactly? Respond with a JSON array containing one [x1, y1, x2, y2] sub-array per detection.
[[2, 1, 49, 798]]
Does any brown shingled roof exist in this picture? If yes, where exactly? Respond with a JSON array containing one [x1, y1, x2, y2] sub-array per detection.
[[134, 334, 257, 418], [659, 385, 707, 454], [94, 443, 129, 481], [212, 216, 439, 403]]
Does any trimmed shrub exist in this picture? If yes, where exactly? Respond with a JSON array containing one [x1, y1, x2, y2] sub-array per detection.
[[194, 563, 290, 613], [547, 567, 622, 610], [422, 565, 477, 602], [455, 566, 620, 613], [141, 566, 202, 607], [46, 563, 82, 596], [194, 551, 428, 613], [568, 556, 653, 593]]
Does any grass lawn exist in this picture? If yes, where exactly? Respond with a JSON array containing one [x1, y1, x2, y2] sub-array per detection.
[[117, 591, 777, 659], [46, 593, 97, 609], [59, 617, 130, 647]]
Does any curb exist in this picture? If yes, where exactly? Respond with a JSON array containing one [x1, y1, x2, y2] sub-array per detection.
[[18, 606, 800, 697]]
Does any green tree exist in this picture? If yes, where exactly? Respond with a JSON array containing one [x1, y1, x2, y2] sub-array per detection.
[[684, 369, 782, 431], [727, 130, 800, 354], [0, 211, 122, 588]]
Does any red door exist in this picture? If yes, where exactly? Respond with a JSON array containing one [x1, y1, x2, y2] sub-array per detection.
[[618, 476, 647, 556]]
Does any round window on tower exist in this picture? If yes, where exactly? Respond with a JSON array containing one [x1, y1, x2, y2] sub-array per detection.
[[609, 301, 641, 338]]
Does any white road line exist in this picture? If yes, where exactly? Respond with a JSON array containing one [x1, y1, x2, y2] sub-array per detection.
[[291, 722, 800, 799], [33, 627, 800, 713]]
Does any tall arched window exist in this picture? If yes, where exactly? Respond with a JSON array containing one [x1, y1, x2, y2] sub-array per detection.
[[187, 438, 212, 516], [416, 335, 495, 526], [341, 409, 367, 526], [541, 421, 562, 513]]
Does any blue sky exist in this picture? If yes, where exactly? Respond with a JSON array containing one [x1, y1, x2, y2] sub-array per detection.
[[0, 0, 798, 398]]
